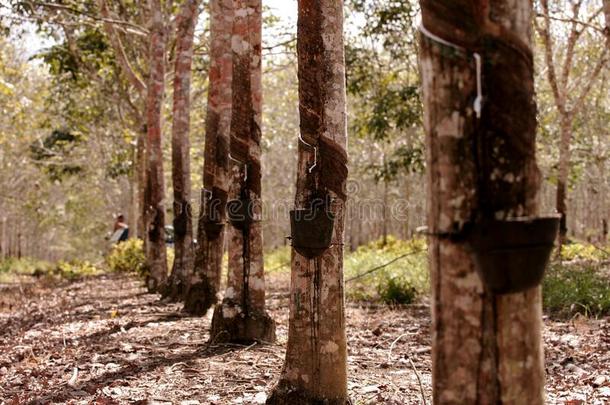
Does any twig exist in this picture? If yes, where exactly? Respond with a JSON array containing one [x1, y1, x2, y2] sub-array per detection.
[[408, 356, 427, 405], [387, 333, 408, 363], [388, 334, 427, 405], [346, 249, 426, 283], [589, 243, 610, 257], [24, 1, 149, 35], [534, 12, 605, 33]]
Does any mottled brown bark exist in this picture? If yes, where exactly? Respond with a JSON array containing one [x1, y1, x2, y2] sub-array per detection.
[[604, 0, 610, 44], [267, 1, 348, 404], [162, 0, 200, 301], [209, 0, 275, 343], [136, 125, 147, 239], [143, 0, 168, 292], [184, 0, 234, 315], [556, 116, 572, 242], [419, 0, 544, 403]]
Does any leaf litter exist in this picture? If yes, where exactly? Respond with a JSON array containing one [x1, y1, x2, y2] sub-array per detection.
[[0, 273, 608, 404]]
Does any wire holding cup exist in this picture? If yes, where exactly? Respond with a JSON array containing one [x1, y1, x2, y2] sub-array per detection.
[[298, 134, 317, 173], [228, 153, 248, 181]]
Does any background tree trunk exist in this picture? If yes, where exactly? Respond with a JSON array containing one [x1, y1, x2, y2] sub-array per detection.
[[184, 0, 234, 315], [210, 0, 275, 343], [556, 115, 573, 243], [419, 0, 544, 403], [143, 0, 168, 292], [604, 0, 610, 44], [136, 126, 147, 239], [267, 1, 349, 403], [163, 0, 200, 301], [0, 217, 5, 259], [536, 0, 609, 247]]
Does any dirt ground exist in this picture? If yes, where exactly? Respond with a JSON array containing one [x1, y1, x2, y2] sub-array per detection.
[[0, 273, 609, 404]]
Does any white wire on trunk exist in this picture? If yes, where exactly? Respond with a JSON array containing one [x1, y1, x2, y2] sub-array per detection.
[[298, 134, 317, 173], [419, 24, 484, 119]]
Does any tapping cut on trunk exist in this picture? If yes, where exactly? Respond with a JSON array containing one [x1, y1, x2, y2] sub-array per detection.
[[267, 1, 349, 403], [185, 0, 235, 315], [209, 0, 275, 344]]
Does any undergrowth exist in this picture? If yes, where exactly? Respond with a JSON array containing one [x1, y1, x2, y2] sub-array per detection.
[[543, 261, 610, 318], [0, 256, 101, 282], [559, 241, 608, 262], [4, 236, 608, 315], [106, 238, 174, 278], [264, 236, 429, 304], [107, 239, 146, 275], [344, 236, 428, 304]]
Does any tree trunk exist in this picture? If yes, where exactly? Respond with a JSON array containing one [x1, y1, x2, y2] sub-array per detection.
[[382, 177, 388, 246], [209, 0, 275, 343], [594, 2, 609, 244], [267, 1, 349, 403], [556, 114, 573, 244], [136, 125, 147, 239], [0, 217, 5, 259], [143, 0, 168, 292], [128, 140, 137, 238], [162, 0, 200, 301], [418, 0, 545, 403], [603, 0, 610, 44], [184, 0, 234, 315]]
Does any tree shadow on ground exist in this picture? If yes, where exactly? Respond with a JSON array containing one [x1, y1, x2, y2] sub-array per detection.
[[25, 341, 266, 404]]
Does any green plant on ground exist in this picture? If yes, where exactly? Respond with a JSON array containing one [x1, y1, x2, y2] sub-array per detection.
[[377, 275, 418, 305], [262, 236, 429, 303], [107, 239, 147, 276], [54, 260, 101, 280], [345, 236, 429, 303], [543, 263, 610, 318], [264, 246, 291, 274], [0, 257, 52, 276], [560, 242, 607, 262], [1, 257, 100, 282]]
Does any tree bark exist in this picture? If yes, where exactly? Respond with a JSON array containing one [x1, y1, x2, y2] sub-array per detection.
[[143, 0, 168, 292], [418, 0, 544, 403], [267, 1, 349, 403], [556, 114, 573, 242], [0, 217, 5, 259], [209, 0, 275, 343], [604, 0, 610, 44], [162, 0, 200, 301], [184, 0, 234, 315], [136, 125, 147, 239]]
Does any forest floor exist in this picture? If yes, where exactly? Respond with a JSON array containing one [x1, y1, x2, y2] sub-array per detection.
[[0, 273, 609, 405]]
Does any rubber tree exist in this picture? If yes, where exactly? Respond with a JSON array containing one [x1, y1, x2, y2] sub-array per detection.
[[267, 1, 349, 403], [143, 0, 168, 292], [184, 0, 234, 315], [209, 0, 275, 343], [418, 0, 545, 403], [163, 0, 201, 301], [98, 0, 148, 239], [535, 0, 609, 245]]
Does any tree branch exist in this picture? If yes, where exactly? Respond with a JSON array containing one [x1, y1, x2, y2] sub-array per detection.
[[571, 47, 609, 117], [536, 0, 565, 115], [97, 0, 147, 96], [535, 13, 605, 34], [559, 1, 583, 92], [24, 1, 149, 35]]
